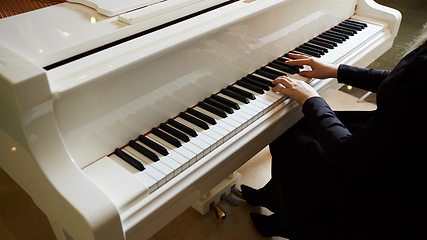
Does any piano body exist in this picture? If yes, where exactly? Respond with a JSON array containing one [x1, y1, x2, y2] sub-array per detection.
[[0, 0, 400, 239]]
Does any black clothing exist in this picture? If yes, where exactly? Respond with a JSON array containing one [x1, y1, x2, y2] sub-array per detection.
[[269, 42, 427, 239]]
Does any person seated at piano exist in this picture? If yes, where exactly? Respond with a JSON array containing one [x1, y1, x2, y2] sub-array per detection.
[[241, 24, 427, 239]]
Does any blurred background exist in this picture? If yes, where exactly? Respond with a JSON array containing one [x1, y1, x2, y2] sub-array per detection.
[[340, 0, 427, 104]]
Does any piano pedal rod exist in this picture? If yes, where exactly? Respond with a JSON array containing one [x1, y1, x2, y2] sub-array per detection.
[[191, 172, 242, 219]]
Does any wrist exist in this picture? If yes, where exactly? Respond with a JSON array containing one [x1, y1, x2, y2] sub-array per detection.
[[300, 94, 320, 106], [327, 64, 339, 78]]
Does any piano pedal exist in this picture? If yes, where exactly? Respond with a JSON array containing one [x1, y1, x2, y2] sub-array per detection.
[[231, 186, 244, 200], [191, 172, 241, 217], [210, 202, 226, 220], [221, 193, 240, 207]]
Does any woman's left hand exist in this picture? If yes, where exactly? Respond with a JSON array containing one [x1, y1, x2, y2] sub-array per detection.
[[272, 76, 320, 105]]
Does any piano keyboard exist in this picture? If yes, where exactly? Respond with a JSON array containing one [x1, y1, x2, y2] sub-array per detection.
[[83, 18, 384, 210]]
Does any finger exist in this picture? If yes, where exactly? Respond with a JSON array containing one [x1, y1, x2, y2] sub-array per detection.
[[287, 53, 309, 59], [271, 84, 287, 93], [272, 75, 288, 85], [298, 71, 312, 78], [285, 59, 312, 66], [272, 76, 293, 88]]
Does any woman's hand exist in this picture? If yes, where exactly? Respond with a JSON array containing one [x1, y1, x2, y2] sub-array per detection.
[[272, 76, 320, 105], [286, 53, 339, 79]]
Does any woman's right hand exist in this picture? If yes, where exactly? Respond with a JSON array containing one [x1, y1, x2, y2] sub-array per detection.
[[285, 53, 339, 79]]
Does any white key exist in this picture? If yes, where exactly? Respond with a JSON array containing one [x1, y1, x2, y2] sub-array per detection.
[[145, 133, 192, 170], [135, 137, 183, 176], [124, 145, 174, 182], [194, 106, 236, 138], [122, 147, 167, 187], [165, 123, 211, 155], [184, 109, 230, 145], [232, 85, 277, 110], [174, 117, 221, 148], [109, 154, 158, 193], [156, 128, 203, 164], [216, 93, 264, 121]]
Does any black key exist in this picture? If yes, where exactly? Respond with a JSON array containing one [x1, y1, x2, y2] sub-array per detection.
[[236, 80, 264, 94], [255, 69, 281, 80], [115, 148, 145, 171], [204, 98, 233, 114], [297, 45, 324, 55], [342, 21, 365, 30], [220, 89, 249, 104], [198, 101, 227, 118], [281, 54, 306, 68], [345, 19, 367, 28], [309, 39, 335, 49], [129, 140, 159, 162], [227, 85, 256, 100], [179, 112, 209, 130], [272, 58, 302, 74], [298, 45, 323, 54], [327, 29, 350, 39], [269, 61, 296, 73], [313, 37, 338, 47], [331, 27, 354, 36], [284, 53, 296, 59], [138, 135, 169, 156], [187, 108, 217, 125], [339, 22, 362, 31], [293, 48, 321, 58], [267, 62, 295, 74], [335, 25, 357, 34], [151, 127, 181, 148], [318, 34, 343, 43], [160, 123, 190, 142], [303, 43, 328, 53], [275, 58, 303, 69], [260, 66, 285, 77], [289, 50, 312, 57], [211, 94, 240, 110], [168, 118, 198, 137], [241, 77, 270, 91], [246, 74, 275, 87], [322, 32, 346, 41]]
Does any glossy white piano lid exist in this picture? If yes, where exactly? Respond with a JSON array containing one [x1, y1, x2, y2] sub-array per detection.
[[68, 0, 163, 16], [0, 2, 121, 67], [118, 0, 203, 25], [0, 0, 230, 68]]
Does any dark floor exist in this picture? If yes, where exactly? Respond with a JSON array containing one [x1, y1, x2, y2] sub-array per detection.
[[340, 0, 427, 104]]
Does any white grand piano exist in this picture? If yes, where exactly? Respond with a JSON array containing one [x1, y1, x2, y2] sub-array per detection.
[[0, 0, 400, 239]]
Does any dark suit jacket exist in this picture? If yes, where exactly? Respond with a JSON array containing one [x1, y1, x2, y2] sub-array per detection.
[[300, 42, 427, 238]]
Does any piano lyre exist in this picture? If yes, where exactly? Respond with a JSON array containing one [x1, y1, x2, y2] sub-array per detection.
[[0, 0, 401, 239]]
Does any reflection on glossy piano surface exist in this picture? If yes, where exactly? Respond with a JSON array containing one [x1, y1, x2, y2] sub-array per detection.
[[0, 0, 401, 239]]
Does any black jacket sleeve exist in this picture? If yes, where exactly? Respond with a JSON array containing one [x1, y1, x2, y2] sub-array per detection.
[[337, 65, 390, 93], [301, 96, 378, 174], [302, 42, 427, 173], [302, 97, 351, 149]]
